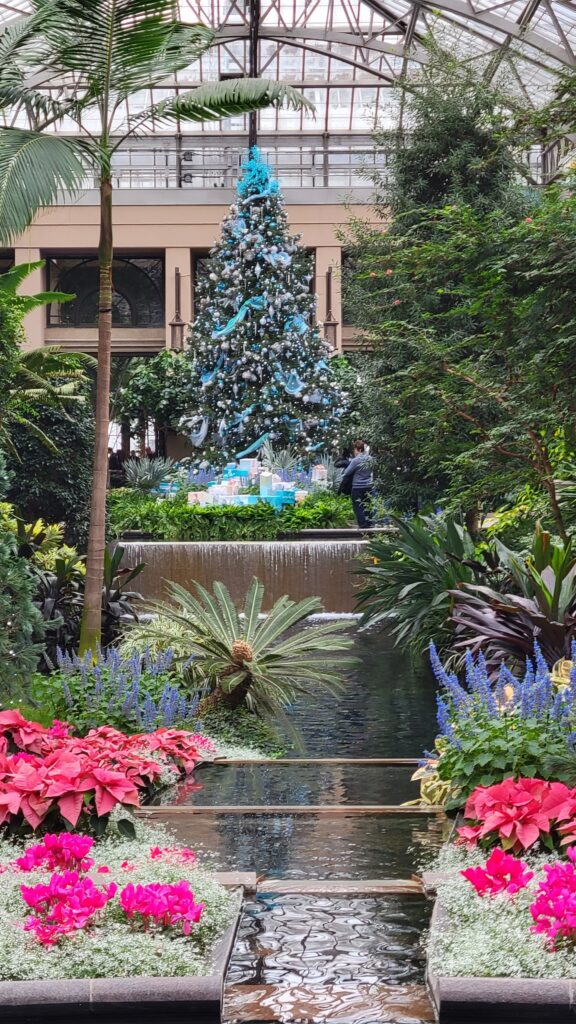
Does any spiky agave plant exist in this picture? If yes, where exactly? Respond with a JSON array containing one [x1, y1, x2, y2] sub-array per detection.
[[125, 577, 356, 716]]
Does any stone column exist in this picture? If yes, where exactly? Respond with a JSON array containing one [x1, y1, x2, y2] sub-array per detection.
[[165, 247, 192, 349], [314, 245, 342, 352], [14, 246, 45, 350]]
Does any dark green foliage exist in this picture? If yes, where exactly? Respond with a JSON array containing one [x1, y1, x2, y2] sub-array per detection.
[[437, 714, 572, 805], [356, 515, 498, 654], [101, 545, 145, 646], [199, 703, 287, 757], [341, 48, 545, 514], [0, 288, 21, 409], [113, 351, 193, 428], [8, 402, 95, 547], [108, 488, 353, 540], [387, 46, 518, 216], [0, 452, 44, 694]]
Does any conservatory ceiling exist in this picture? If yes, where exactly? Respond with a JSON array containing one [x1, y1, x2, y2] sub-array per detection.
[[0, 0, 575, 133]]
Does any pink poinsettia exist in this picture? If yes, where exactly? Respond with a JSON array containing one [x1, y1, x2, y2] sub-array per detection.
[[457, 778, 576, 852], [0, 714, 208, 831], [461, 847, 534, 896]]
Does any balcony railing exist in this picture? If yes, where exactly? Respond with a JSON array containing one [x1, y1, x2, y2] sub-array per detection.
[[100, 140, 392, 190]]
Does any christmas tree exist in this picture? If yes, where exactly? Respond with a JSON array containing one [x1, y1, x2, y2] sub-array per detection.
[[181, 148, 347, 468]]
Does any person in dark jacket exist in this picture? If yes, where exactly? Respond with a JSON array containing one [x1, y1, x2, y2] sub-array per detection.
[[340, 440, 374, 528]]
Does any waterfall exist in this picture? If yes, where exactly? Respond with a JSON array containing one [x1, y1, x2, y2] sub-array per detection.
[[121, 540, 368, 612]]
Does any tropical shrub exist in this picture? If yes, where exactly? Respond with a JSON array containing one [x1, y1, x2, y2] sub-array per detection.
[[356, 514, 497, 653], [450, 524, 576, 669], [37, 647, 201, 735], [0, 455, 45, 695], [8, 398, 95, 548], [0, 826, 235, 977], [0, 708, 213, 834], [123, 577, 356, 717], [108, 488, 353, 540], [427, 643, 576, 806]]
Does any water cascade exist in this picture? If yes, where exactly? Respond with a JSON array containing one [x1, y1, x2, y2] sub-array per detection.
[[121, 540, 367, 611]]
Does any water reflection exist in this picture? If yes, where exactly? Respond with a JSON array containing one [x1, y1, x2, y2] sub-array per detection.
[[283, 627, 437, 759], [191, 813, 446, 880], [179, 764, 420, 807]]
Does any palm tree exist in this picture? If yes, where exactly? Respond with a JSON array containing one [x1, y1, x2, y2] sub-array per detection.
[[0, 0, 311, 654]]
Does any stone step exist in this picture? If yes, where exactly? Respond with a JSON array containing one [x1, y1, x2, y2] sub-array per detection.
[[224, 982, 433, 1023], [256, 877, 423, 895]]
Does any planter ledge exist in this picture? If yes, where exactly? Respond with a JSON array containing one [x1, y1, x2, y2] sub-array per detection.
[[0, 893, 242, 1023], [426, 896, 576, 1024]]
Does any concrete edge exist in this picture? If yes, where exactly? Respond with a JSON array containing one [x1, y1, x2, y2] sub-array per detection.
[[0, 893, 243, 1017], [426, 898, 576, 1022]]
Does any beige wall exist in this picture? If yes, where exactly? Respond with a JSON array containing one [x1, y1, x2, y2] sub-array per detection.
[[13, 192, 369, 353]]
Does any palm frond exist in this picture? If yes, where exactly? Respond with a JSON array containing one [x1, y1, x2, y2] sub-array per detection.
[[145, 79, 313, 127], [0, 129, 90, 244]]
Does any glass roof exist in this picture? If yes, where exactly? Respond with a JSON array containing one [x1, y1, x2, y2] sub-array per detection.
[[0, 0, 574, 134]]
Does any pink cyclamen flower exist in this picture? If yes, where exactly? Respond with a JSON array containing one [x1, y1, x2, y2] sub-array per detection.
[[20, 871, 117, 946], [461, 847, 534, 897], [530, 846, 576, 949], [16, 833, 95, 874], [392, 299, 401, 306], [120, 880, 204, 935]]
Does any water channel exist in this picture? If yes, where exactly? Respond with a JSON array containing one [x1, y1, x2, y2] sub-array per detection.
[[168, 625, 442, 1023]]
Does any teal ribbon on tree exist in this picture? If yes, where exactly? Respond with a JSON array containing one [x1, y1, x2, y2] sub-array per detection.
[[236, 432, 270, 458], [284, 313, 308, 335], [212, 296, 267, 339]]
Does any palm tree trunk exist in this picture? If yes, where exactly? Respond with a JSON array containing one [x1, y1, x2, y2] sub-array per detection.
[[79, 175, 113, 653]]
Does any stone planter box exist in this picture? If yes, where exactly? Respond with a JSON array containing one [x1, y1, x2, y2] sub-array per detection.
[[426, 898, 576, 1023], [0, 897, 242, 1023]]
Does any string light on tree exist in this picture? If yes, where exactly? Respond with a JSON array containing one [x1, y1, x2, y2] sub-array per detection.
[[180, 147, 347, 466]]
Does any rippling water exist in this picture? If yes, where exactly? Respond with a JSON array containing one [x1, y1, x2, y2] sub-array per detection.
[[282, 626, 437, 759]]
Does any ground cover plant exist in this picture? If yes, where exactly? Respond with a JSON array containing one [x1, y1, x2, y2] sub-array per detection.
[[0, 822, 236, 979], [0, 708, 214, 834], [418, 642, 576, 807], [427, 843, 576, 979]]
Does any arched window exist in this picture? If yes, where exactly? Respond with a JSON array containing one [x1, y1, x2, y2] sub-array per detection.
[[47, 256, 164, 327]]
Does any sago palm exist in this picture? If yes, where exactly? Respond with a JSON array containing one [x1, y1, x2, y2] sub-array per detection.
[[126, 577, 356, 717], [0, 0, 311, 654]]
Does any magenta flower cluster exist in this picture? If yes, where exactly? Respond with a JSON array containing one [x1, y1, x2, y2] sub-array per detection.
[[21, 871, 117, 946], [5, 833, 205, 947], [120, 880, 204, 935], [530, 847, 576, 949], [16, 833, 95, 873], [461, 843, 576, 951], [461, 847, 534, 896]]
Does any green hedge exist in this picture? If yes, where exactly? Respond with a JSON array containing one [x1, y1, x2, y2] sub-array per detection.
[[108, 488, 353, 541]]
